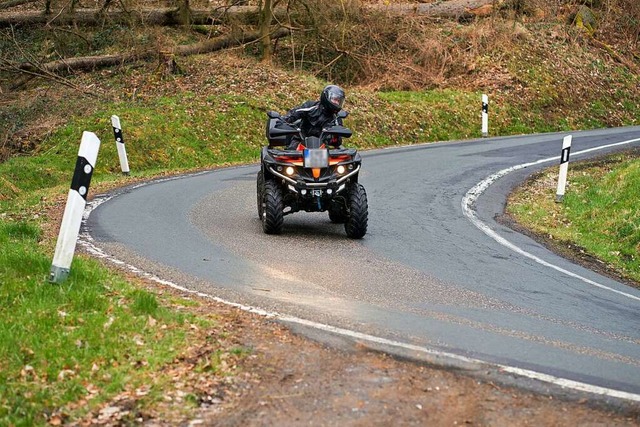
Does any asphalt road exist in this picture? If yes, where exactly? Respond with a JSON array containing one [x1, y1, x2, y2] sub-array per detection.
[[85, 126, 640, 401]]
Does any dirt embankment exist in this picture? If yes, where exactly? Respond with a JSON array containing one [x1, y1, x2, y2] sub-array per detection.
[[77, 277, 640, 426]]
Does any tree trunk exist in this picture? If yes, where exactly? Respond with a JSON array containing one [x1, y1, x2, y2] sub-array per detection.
[[0, 6, 264, 27], [173, 28, 287, 56], [175, 0, 191, 25], [369, 0, 501, 20], [259, 0, 273, 63], [0, 1, 499, 28], [8, 28, 290, 89], [15, 51, 149, 75], [0, 0, 37, 10]]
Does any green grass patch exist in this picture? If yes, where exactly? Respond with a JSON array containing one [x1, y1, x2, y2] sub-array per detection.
[[507, 150, 640, 283], [375, 89, 481, 142], [0, 219, 224, 425]]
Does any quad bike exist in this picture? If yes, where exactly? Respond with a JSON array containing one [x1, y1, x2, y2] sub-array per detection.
[[256, 110, 368, 238]]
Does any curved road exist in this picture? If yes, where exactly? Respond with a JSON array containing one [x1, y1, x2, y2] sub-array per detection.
[[84, 127, 640, 402]]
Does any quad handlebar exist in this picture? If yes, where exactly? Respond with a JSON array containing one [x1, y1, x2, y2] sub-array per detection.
[[265, 110, 352, 147]]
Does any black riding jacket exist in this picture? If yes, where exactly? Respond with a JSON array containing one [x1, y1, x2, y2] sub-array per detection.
[[283, 100, 342, 139]]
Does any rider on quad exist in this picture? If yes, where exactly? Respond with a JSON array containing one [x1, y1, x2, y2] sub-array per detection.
[[283, 85, 346, 150]]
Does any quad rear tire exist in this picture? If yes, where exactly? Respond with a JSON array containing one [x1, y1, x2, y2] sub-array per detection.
[[345, 183, 368, 239], [262, 180, 284, 234]]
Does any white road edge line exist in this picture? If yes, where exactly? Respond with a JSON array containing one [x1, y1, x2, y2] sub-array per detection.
[[79, 165, 640, 403], [462, 137, 640, 303]]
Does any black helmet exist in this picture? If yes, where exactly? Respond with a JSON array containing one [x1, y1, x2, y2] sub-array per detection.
[[320, 85, 345, 113]]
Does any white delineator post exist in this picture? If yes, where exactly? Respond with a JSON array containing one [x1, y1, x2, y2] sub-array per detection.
[[50, 132, 101, 283], [556, 135, 572, 203], [111, 115, 130, 175], [482, 94, 489, 138]]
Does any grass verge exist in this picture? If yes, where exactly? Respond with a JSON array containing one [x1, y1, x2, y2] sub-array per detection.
[[0, 219, 246, 425], [506, 148, 640, 285]]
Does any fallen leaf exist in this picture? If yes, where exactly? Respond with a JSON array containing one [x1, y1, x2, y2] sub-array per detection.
[[58, 369, 75, 381], [147, 316, 157, 328], [103, 316, 115, 329], [85, 383, 100, 395], [99, 406, 121, 419]]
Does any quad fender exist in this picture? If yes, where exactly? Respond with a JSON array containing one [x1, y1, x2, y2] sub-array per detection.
[[322, 125, 352, 139], [265, 112, 300, 147]]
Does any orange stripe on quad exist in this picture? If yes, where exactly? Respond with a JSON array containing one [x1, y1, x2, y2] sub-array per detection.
[[312, 168, 321, 179], [274, 156, 303, 166], [329, 155, 351, 165]]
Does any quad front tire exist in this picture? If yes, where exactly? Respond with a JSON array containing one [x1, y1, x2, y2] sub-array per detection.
[[262, 180, 284, 234], [345, 183, 368, 239]]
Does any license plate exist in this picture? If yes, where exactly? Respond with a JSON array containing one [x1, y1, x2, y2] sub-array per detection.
[[304, 149, 329, 168]]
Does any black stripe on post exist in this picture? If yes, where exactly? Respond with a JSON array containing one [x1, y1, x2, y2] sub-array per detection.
[[561, 147, 571, 164], [113, 127, 124, 145], [482, 102, 489, 114], [70, 156, 94, 200]]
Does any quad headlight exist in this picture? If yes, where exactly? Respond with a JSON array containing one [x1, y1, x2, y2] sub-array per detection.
[[336, 165, 346, 175], [285, 166, 296, 176]]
